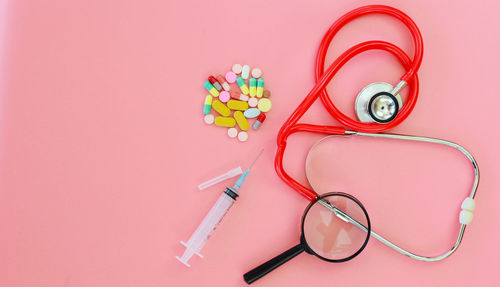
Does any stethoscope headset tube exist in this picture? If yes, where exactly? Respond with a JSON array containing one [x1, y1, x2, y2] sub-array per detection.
[[275, 5, 423, 200]]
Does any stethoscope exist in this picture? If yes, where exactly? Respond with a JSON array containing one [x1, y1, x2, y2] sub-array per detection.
[[274, 5, 480, 262]]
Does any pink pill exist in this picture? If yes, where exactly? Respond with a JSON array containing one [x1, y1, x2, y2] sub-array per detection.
[[219, 91, 230, 103], [225, 71, 237, 83], [229, 90, 240, 99]]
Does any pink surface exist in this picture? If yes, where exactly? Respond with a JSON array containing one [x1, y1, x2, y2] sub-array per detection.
[[303, 195, 369, 260], [1, 0, 499, 286]]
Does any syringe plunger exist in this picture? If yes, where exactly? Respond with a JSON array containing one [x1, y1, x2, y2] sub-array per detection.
[[176, 188, 237, 267]]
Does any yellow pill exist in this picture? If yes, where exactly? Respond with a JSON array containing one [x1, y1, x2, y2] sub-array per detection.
[[236, 77, 249, 95], [227, 99, 249, 111], [233, 111, 249, 131], [204, 81, 219, 97], [203, 95, 212, 115], [214, 116, 236, 127], [212, 100, 231, 116], [256, 78, 264, 98], [257, 98, 272, 112], [249, 78, 257, 97]]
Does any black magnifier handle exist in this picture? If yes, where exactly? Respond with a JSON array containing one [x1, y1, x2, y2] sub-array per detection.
[[243, 243, 304, 284]]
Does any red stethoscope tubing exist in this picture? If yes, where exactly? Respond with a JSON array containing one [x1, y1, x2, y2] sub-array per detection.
[[275, 5, 424, 201]]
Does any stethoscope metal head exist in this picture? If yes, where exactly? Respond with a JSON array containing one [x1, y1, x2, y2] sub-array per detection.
[[355, 82, 403, 123], [368, 92, 399, 123]]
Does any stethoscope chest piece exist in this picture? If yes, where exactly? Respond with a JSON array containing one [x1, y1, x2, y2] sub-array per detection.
[[355, 82, 403, 123]]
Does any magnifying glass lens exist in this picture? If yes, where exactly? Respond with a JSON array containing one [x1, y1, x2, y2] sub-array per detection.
[[244, 192, 370, 284], [303, 194, 369, 261]]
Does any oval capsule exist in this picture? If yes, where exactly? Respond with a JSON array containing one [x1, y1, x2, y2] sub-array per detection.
[[203, 81, 219, 97], [229, 90, 249, 101], [253, 113, 266, 130], [256, 78, 264, 98], [249, 78, 257, 97], [241, 65, 250, 79], [244, 108, 261, 118], [231, 92, 249, 101], [203, 95, 213, 114], [214, 116, 236, 127], [212, 100, 231, 116], [236, 77, 249, 95], [227, 99, 249, 111], [233, 111, 249, 131], [216, 75, 231, 91], [209, 76, 222, 91]]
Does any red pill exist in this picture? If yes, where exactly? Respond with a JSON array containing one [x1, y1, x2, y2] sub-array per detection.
[[253, 113, 266, 130], [208, 76, 223, 91]]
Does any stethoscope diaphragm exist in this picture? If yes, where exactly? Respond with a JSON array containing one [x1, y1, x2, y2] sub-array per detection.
[[368, 92, 399, 123], [354, 82, 403, 123]]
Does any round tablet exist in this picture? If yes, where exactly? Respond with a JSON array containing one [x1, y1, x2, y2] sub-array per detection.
[[251, 68, 262, 78], [204, 114, 214, 124], [238, 131, 249, 142], [248, 97, 258, 107], [228, 127, 238, 138], [219, 91, 230, 103], [225, 71, 237, 83], [232, 64, 243, 74], [258, 98, 272, 112], [263, 90, 271, 98]]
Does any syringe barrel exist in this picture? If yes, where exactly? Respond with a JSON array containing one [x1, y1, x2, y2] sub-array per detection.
[[185, 188, 237, 254]]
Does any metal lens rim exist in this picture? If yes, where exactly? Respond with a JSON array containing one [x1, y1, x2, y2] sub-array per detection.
[[300, 192, 371, 263], [368, 92, 399, 123]]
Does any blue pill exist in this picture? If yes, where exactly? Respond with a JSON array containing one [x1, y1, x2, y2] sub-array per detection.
[[243, 108, 261, 119]]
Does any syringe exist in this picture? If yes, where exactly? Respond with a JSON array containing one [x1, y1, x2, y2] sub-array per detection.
[[176, 150, 264, 267]]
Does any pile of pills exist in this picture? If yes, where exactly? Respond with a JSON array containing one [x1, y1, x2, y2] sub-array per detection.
[[202, 64, 271, 142]]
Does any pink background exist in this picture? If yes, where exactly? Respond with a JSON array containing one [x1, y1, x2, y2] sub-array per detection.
[[1, 0, 499, 286]]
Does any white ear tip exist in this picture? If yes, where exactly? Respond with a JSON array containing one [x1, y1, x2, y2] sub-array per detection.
[[460, 210, 474, 225], [461, 197, 475, 211], [459, 197, 475, 225]]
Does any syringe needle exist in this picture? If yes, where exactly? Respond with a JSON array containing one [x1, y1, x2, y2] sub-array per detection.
[[248, 149, 264, 170], [233, 149, 264, 189]]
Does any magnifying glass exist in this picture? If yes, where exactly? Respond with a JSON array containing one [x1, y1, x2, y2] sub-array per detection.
[[243, 192, 371, 284]]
